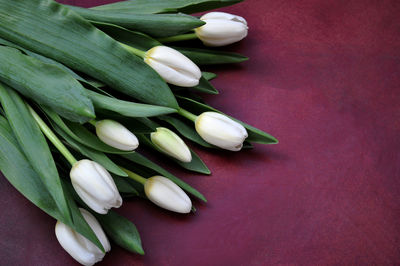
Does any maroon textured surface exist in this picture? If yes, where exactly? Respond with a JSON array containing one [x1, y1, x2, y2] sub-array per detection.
[[1, 0, 400, 265]]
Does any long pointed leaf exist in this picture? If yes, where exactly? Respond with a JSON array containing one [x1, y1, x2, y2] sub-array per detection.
[[94, 22, 161, 51], [173, 46, 248, 65], [0, 84, 72, 223], [92, 0, 243, 14], [0, 0, 178, 108], [0, 116, 104, 251], [0, 37, 110, 95], [0, 46, 94, 123], [95, 211, 144, 255], [87, 90, 177, 118], [68, 5, 204, 37]]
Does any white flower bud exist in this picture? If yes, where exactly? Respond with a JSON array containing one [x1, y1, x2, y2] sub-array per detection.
[[195, 112, 248, 151], [195, 12, 248, 46], [144, 176, 192, 213], [70, 159, 122, 214], [55, 208, 111, 266], [95, 119, 139, 151], [150, 127, 192, 163], [144, 46, 201, 87]]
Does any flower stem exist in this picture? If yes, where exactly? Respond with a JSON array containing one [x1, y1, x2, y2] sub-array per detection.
[[120, 43, 147, 58], [120, 167, 147, 185], [158, 33, 198, 43], [88, 119, 97, 127], [177, 108, 198, 122], [28, 105, 77, 166]]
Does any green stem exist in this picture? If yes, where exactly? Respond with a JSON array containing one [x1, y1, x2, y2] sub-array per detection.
[[158, 33, 198, 43], [28, 105, 77, 166], [177, 108, 198, 122], [88, 119, 97, 127], [120, 167, 147, 185], [120, 43, 147, 58]]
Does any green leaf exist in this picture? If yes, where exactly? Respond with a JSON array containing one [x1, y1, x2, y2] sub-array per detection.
[[121, 152, 207, 202], [137, 134, 210, 174], [0, 37, 109, 94], [173, 47, 248, 65], [0, 116, 104, 251], [202, 72, 217, 81], [92, 22, 161, 51], [0, 84, 72, 223], [92, 0, 243, 14], [0, 46, 94, 123], [171, 75, 218, 95], [113, 175, 139, 197], [0, 37, 85, 82], [42, 106, 128, 154], [177, 96, 279, 144], [67, 5, 204, 38], [95, 211, 144, 255], [52, 123, 128, 177], [0, 0, 178, 108], [176, 148, 210, 174], [87, 90, 177, 118], [158, 115, 214, 148]]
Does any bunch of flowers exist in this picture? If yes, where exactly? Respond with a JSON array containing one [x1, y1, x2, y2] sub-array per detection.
[[0, 0, 277, 265]]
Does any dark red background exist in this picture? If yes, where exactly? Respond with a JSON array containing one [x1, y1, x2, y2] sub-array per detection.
[[1, 0, 400, 265]]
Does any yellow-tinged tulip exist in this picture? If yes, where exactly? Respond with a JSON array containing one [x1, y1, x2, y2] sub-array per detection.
[[151, 127, 192, 163]]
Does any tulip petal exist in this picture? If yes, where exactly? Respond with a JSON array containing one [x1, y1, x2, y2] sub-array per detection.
[[70, 160, 122, 214], [96, 120, 139, 151], [145, 176, 192, 213], [55, 221, 102, 266], [195, 112, 248, 151], [151, 127, 192, 163], [145, 46, 201, 87]]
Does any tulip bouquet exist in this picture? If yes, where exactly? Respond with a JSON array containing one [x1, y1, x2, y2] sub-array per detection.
[[0, 0, 277, 265]]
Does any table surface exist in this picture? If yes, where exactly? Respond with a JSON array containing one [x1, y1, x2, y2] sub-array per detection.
[[1, 0, 400, 265]]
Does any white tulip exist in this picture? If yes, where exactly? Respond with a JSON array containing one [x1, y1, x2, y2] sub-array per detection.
[[55, 208, 110, 266], [144, 46, 201, 87], [144, 176, 192, 213], [195, 112, 248, 151], [70, 159, 122, 214], [195, 12, 248, 46], [151, 127, 192, 163], [95, 119, 139, 151]]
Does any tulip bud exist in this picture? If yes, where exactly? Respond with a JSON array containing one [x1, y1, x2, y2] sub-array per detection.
[[195, 112, 248, 151], [144, 46, 201, 87], [195, 12, 248, 47], [150, 127, 192, 163], [144, 176, 192, 213], [95, 119, 139, 151], [70, 159, 122, 214], [55, 208, 110, 266]]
